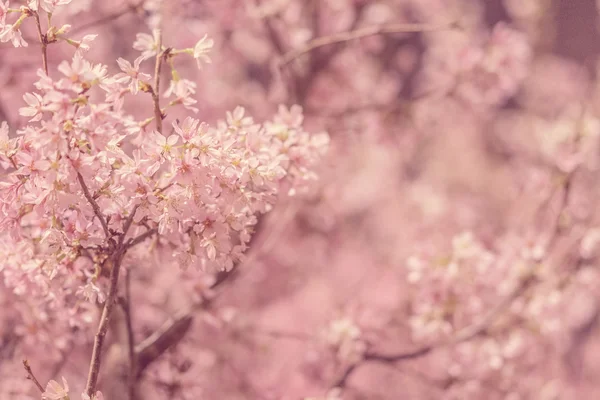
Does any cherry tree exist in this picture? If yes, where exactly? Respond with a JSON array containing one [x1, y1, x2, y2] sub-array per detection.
[[1, 0, 600, 399]]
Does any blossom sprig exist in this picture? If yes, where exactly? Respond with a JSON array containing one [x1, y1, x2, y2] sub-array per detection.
[[28, 0, 73, 14], [145, 33, 214, 70], [0, 20, 328, 397], [129, 29, 216, 121], [0, 0, 79, 48], [404, 230, 577, 395], [1, 41, 328, 299], [0, 4, 30, 47]]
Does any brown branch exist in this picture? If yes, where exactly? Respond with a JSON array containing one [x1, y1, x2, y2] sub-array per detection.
[[332, 274, 535, 389], [0, 99, 10, 126], [119, 270, 137, 400], [32, 11, 48, 75], [70, 1, 145, 35], [77, 172, 111, 239], [334, 169, 579, 390], [49, 347, 73, 382], [130, 207, 295, 375], [84, 250, 125, 396], [126, 228, 158, 249], [119, 204, 140, 247], [152, 30, 164, 134], [259, 3, 286, 55], [22, 359, 44, 393], [132, 262, 240, 375], [282, 3, 365, 103], [135, 308, 194, 376], [279, 21, 454, 66], [82, 220, 155, 400]]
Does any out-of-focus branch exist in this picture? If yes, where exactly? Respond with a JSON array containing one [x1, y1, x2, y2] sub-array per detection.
[[564, 304, 600, 376], [22, 359, 44, 393], [0, 100, 10, 125], [279, 21, 454, 66], [70, 1, 145, 35], [126, 228, 158, 249], [135, 308, 194, 376], [258, 4, 286, 55], [332, 273, 535, 388], [119, 269, 136, 400], [133, 266, 236, 375], [49, 347, 72, 381], [282, 1, 367, 103], [133, 205, 297, 376], [333, 143, 585, 391]]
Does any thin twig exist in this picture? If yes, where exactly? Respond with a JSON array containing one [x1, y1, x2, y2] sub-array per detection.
[[119, 204, 140, 247], [49, 347, 73, 382], [279, 21, 454, 66], [333, 161, 581, 390], [332, 274, 535, 389], [70, 1, 145, 35], [84, 250, 125, 396], [249, 328, 314, 341], [32, 11, 48, 75], [126, 228, 158, 249], [152, 30, 164, 133], [130, 206, 296, 376], [77, 172, 111, 239], [22, 359, 44, 393], [120, 270, 137, 400]]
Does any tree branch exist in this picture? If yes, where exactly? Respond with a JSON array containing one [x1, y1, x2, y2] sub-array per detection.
[[279, 21, 454, 66], [130, 206, 294, 376], [77, 172, 111, 239], [333, 164, 582, 390], [152, 30, 164, 134], [22, 359, 44, 393], [32, 10, 48, 75], [126, 228, 158, 249], [332, 274, 535, 389], [119, 204, 140, 247], [119, 270, 137, 400], [84, 250, 125, 396], [70, 1, 145, 35], [134, 308, 194, 376]]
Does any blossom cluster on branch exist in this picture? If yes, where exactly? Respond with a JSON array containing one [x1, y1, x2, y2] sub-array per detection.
[[0, 0, 328, 398]]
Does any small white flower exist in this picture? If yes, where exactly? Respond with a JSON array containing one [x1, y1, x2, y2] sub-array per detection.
[[42, 376, 69, 400], [77, 282, 106, 303], [193, 34, 214, 69]]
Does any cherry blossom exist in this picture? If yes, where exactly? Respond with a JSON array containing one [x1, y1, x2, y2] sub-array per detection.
[[192, 34, 214, 68], [42, 377, 69, 400]]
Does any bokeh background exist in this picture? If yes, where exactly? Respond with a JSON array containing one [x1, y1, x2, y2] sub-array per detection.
[[3, 0, 600, 399]]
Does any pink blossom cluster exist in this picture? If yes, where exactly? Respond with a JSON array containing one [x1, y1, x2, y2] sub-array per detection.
[[421, 22, 531, 107], [404, 224, 598, 398], [0, 0, 328, 397]]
